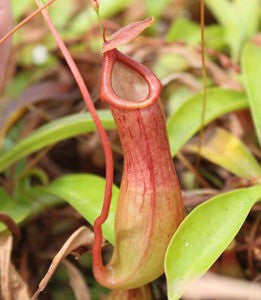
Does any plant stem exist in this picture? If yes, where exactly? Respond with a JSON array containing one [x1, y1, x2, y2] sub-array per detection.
[[196, 0, 207, 171], [33, 0, 114, 261], [0, 0, 56, 47]]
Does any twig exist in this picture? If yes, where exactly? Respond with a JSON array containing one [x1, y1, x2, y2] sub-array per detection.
[[176, 152, 211, 188], [0, 0, 56, 46], [0, 213, 21, 242], [196, 0, 207, 170]]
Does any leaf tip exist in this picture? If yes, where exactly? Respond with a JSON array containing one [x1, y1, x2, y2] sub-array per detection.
[[147, 16, 155, 25]]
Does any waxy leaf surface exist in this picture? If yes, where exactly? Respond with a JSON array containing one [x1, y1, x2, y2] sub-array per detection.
[[167, 88, 248, 156], [241, 42, 261, 146], [38, 174, 119, 244], [0, 188, 31, 232], [186, 127, 261, 178], [205, 0, 259, 61], [1, 89, 249, 172], [165, 185, 261, 300], [234, 0, 259, 38], [0, 110, 115, 173]]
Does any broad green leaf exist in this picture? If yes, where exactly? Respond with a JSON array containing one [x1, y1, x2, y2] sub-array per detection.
[[28, 189, 64, 217], [49, 0, 74, 29], [166, 20, 225, 51], [186, 127, 261, 178], [205, 0, 234, 28], [0, 118, 25, 155], [34, 174, 119, 244], [152, 53, 189, 79], [165, 185, 261, 300], [5, 71, 32, 98], [0, 188, 31, 232], [167, 87, 194, 116], [0, 110, 115, 173], [145, 0, 171, 20], [166, 18, 200, 44], [11, 0, 32, 20], [204, 25, 226, 51], [234, 0, 259, 38], [167, 88, 248, 156], [205, 0, 244, 61], [241, 42, 261, 146]]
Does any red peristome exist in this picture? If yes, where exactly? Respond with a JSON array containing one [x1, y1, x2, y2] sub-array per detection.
[[100, 49, 162, 109], [93, 49, 184, 289]]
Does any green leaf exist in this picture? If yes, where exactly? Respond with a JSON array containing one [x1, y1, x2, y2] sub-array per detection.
[[167, 88, 248, 156], [204, 25, 226, 51], [205, 0, 241, 60], [186, 127, 261, 178], [10, 0, 33, 20], [166, 19, 225, 50], [241, 42, 261, 146], [28, 189, 64, 217], [167, 87, 194, 116], [234, 0, 259, 38], [0, 110, 115, 173], [5, 71, 32, 98], [67, 0, 132, 38], [145, 0, 171, 20], [165, 185, 261, 300], [204, 0, 244, 61], [33, 174, 119, 244], [152, 53, 189, 80], [166, 18, 201, 44], [49, 0, 74, 29], [0, 188, 32, 232]]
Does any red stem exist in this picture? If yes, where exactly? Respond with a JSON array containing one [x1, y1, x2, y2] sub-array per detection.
[[0, 0, 12, 89], [33, 0, 114, 264], [0, 0, 56, 47]]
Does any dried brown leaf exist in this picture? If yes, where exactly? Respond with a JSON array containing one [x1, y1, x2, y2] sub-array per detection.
[[0, 232, 12, 300], [9, 264, 31, 300], [183, 272, 261, 300], [160, 45, 242, 90], [32, 226, 94, 299], [102, 17, 154, 53], [0, 232, 30, 300], [63, 259, 91, 300]]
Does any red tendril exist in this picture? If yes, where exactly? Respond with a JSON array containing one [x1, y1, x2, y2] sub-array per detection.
[[33, 0, 114, 270]]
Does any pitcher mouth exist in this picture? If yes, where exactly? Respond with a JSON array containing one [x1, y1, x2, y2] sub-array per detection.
[[100, 49, 162, 110]]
